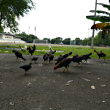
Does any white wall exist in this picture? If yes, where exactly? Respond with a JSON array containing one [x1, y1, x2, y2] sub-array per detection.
[[2, 35, 13, 40], [0, 36, 2, 39], [0, 34, 25, 43]]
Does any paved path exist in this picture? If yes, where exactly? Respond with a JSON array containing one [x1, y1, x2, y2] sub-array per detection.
[[0, 53, 110, 110]]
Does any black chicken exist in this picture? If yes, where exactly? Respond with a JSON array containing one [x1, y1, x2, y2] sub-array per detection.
[[82, 52, 92, 63], [55, 52, 72, 65], [32, 45, 36, 51], [27, 45, 36, 56], [12, 50, 26, 61], [72, 54, 83, 66], [94, 50, 106, 61], [20, 63, 32, 75], [54, 58, 72, 72], [48, 54, 54, 63], [31, 56, 38, 63], [43, 53, 49, 63], [55, 55, 66, 65]]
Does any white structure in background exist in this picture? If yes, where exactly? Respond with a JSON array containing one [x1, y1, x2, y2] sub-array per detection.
[[70, 41, 76, 45], [60, 42, 63, 45], [0, 33, 26, 43]]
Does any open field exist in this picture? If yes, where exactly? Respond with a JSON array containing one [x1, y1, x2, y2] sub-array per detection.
[[0, 42, 110, 59], [0, 53, 110, 110]]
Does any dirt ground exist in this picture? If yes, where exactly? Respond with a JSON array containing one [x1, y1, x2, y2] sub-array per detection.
[[0, 53, 110, 110]]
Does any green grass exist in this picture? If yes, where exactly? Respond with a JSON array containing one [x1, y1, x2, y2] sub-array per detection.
[[0, 43, 110, 59]]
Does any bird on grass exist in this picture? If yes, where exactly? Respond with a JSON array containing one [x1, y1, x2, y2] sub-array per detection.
[[94, 50, 106, 62], [27, 45, 36, 56], [49, 48, 56, 55], [20, 63, 32, 75], [19, 45, 27, 52]]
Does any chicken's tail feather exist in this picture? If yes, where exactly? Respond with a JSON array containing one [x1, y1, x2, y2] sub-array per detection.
[[52, 50, 56, 54], [89, 52, 92, 56], [68, 52, 72, 56], [20, 66, 22, 68]]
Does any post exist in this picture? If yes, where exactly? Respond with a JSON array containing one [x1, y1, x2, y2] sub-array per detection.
[[91, 0, 97, 48], [35, 26, 36, 36], [88, 28, 90, 38], [28, 26, 30, 35]]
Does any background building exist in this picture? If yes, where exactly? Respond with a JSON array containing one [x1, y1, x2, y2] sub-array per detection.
[[0, 33, 26, 43]]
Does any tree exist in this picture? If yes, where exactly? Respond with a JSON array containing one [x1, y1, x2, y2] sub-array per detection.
[[51, 38, 56, 44], [86, 1, 110, 28], [43, 38, 51, 43], [0, 0, 35, 33], [87, 37, 92, 45], [94, 31, 110, 46], [86, 1, 110, 48], [62, 38, 71, 45], [16, 32, 38, 43], [56, 37, 63, 41], [75, 38, 81, 45]]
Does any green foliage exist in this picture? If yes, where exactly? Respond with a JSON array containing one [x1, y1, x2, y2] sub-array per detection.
[[0, 0, 36, 33], [43, 38, 51, 43], [51, 38, 56, 44], [90, 10, 110, 15], [51, 37, 63, 44], [62, 38, 71, 45], [16, 32, 38, 43], [75, 38, 81, 45], [97, 3, 110, 10], [94, 31, 110, 46], [86, 1, 110, 23], [56, 37, 63, 41], [86, 15, 110, 22]]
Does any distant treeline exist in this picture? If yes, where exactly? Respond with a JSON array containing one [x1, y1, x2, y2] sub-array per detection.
[[15, 31, 110, 46]]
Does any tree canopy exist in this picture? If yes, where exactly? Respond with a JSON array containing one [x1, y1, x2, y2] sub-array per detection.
[[0, 0, 35, 33], [15, 31, 110, 46], [86, 1, 110, 24], [16, 32, 38, 43], [86, 1, 110, 39]]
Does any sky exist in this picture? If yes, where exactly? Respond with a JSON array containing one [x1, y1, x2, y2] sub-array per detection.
[[6, 0, 109, 40]]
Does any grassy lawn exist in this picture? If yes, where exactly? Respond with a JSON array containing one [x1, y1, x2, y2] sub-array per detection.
[[0, 43, 110, 59]]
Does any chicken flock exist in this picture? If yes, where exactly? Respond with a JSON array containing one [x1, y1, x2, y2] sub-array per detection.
[[12, 44, 106, 75]]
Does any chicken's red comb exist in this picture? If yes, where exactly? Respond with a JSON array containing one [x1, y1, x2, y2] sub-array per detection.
[[54, 67, 57, 70], [94, 50, 96, 52]]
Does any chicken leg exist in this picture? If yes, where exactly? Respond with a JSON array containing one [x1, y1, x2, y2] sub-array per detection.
[[61, 66, 69, 73]]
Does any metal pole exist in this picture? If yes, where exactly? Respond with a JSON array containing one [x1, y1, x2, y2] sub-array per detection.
[[88, 28, 90, 38], [91, 0, 97, 48], [35, 26, 36, 36], [28, 26, 30, 35]]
